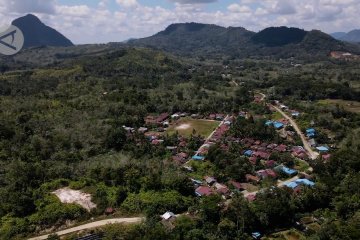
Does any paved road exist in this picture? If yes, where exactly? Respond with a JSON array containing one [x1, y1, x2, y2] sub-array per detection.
[[271, 105, 319, 160], [28, 217, 144, 240]]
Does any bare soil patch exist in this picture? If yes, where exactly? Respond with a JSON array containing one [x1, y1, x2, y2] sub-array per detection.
[[53, 187, 96, 211], [175, 123, 191, 130]]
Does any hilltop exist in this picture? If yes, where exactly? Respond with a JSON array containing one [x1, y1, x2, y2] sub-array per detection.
[[12, 14, 73, 48]]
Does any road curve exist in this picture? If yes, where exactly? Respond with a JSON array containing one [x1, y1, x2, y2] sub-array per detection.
[[28, 217, 144, 240], [271, 105, 319, 160]]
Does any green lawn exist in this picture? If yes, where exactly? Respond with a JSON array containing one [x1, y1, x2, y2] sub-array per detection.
[[167, 117, 220, 137]]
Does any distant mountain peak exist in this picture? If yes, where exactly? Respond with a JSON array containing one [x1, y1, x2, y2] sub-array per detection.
[[11, 14, 74, 48]]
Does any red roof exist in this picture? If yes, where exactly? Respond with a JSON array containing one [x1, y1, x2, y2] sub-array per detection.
[[230, 181, 244, 190], [195, 186, 213, 196]]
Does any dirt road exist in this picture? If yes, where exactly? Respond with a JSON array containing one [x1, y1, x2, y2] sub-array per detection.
[[28, 217, 144, 240], [271, 105, 319, 160]]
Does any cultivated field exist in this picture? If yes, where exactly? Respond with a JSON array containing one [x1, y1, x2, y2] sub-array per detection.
[[167, 117, 220, 137], [318, 99, 360, 113]]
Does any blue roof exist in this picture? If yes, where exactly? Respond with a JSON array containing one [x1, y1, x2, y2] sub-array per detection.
[[285, 182, 298, 189], [282, 166, 298, 175], [273, 122, 284, 129], [252, 232, 261, 238], [244, 150, 253, 156], [265, 120, 273, 126], [306, 128, 316, 134], [307, 132, 315, 138], [296, 179, 315, 186], [192, 155, 205, 161], [316, 146, 329, 152]]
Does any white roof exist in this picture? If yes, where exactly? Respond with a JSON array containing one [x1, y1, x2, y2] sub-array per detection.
[[161, 211, 175, 220]]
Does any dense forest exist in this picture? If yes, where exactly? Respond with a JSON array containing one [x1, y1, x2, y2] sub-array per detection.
[[0, 45, 359, 240]]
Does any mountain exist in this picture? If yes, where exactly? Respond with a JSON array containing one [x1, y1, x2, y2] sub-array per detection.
[[129, 22, 255, 57], [12, 14, 74, 48], [340, 29, 360, 43], [331, 32, 347, 40], [251, 27, 307, 47], [130, 23, 353, 59]]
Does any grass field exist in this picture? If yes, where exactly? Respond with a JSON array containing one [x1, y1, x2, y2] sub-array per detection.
[[167, 117, 220, 137], [318, 99, 360, 113], [265, 229, 306, 240]]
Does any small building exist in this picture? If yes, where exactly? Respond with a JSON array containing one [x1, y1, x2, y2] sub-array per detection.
[[306, 128, 316, 138], [244, 150, 253, 157], [161, 211, 176, 220], [291, 112, 300, 118], [229, 181, 245, 191], [316, 146, 329, 152], [246, 174, 260, 183], [195, 186, 214, 197], [204, 176, 217, 185], [322, 154, 331, 161], [192, 155, 205, 161], [276, 166, 298, 176], [273, 121, 284, 129]]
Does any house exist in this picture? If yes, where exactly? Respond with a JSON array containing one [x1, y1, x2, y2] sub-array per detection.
[[296, 179, 315, 187], [105, 207, 115, 215], [161, 211, 177, 230], [316, 146, 329, 152], [249, 156, 257, 165], [306, 128, 316, 138], [246, 194, 256, 201], [195, 186, 214, 197], [256, 169, 277, 179], [192, 155, 205, 161], [265, 160, 276, 168], [275, 144, 287, 152], [246, 174, 260, 183], [308, 139, 317, 147], [291, 112, 300, 118], [138, 127, 148, 133], [273, 121, 284, 129], [214, 183, 230, 195], [244, 150, 253, 157], [204, 176, 217, 185], [161, 211, 176, 220], [252, 232, 262, 239], [183, 166, 193, 172], [229, 181, 245, 191], [171, 113, 180, 119], [253, 151, 270, 160], [276, 166, 298, 176], [322, 154, 331, 161]]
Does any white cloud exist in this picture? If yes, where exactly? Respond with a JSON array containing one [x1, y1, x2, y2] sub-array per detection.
[[1, 0, 360, 44], [116, 0, 139, 8]]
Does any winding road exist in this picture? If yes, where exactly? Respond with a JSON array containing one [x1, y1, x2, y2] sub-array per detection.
[[28, 217, 144, 240], [270, 105, 319, 160]]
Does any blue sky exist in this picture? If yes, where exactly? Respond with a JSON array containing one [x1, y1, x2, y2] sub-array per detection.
[[0, 0, 359, 44]]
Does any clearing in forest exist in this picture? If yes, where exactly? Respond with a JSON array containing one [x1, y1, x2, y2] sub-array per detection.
[[318, 99, 360, 113], [52, 188, 97, 211], [167, 117, 220, 137]]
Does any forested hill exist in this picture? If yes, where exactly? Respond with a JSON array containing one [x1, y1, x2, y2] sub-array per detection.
[[12, 14, 74, 48], [130, 23, 358, 59], [129, 22, 255, 57]]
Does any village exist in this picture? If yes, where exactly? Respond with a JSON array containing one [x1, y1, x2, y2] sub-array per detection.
[[119, 93, 333, 237]]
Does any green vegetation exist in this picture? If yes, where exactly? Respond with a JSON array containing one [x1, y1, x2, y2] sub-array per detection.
[[0, 41, 359, 240], [167, 118, 220, 137]]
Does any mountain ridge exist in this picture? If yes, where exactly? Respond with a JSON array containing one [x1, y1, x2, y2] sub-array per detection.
[[130, 23, 354, 59]]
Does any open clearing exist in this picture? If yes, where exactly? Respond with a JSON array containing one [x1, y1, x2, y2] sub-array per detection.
[[318, 99, 360, 113], [167, 117, 220, 137], [53, 188, 96, 211]]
